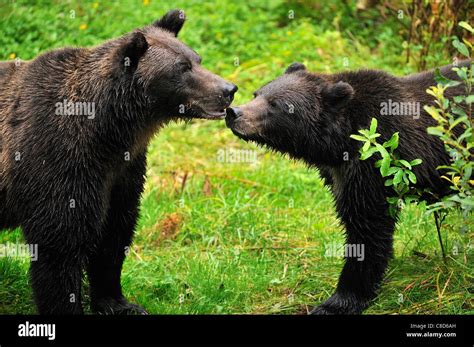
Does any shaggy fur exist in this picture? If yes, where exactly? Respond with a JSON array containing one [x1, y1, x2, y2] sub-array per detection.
[[0, 9, 236, 314], [226, 60, 469, 314]]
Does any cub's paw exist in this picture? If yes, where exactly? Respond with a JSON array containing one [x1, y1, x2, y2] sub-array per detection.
[[92, 297, 148, 315], [309, 305, 336, 315], [309, 293, 367, 315]]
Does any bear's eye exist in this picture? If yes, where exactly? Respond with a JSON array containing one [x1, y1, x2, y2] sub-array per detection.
[[269, 100, 278, 108]]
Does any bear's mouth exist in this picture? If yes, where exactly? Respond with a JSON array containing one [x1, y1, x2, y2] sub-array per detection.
[[230, 128, 250, 141], [196, 107, 227, 120], [225, 118, 253, 141], [190, 97, 232, 120]]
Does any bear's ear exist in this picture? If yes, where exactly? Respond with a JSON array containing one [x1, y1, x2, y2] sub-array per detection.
[[113, 31, 148, 73], [322, 81, 354, 108], [153, 9, 186, 36], [285, 62, 306, 74]]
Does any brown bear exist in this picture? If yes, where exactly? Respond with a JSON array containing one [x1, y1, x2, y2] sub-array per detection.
[[0, 9, 237, 314], [225, 61, 469, 314]]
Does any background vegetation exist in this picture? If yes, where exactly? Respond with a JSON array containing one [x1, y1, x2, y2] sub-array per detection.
[[0, 0, 472, 314]]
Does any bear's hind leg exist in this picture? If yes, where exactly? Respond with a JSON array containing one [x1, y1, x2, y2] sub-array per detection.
[[23, 173, 108, 314]]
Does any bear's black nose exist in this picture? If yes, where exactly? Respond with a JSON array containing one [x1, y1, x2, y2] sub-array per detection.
[[223, 83, 238, 99], [226, 107, 242, 119]]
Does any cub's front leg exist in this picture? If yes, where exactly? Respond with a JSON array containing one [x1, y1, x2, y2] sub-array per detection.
[[311, 162, 396, 314]]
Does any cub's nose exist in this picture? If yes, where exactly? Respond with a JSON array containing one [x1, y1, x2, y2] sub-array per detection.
[[226, 107, 242, 120], [223, 83, 238, 100]]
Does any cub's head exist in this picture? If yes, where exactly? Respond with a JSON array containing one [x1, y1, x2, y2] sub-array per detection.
[[225, 63, 354, 164], [108, 9, 237, 119]]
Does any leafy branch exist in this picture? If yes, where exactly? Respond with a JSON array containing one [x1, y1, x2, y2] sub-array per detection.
[[350, 118, 423, 217]]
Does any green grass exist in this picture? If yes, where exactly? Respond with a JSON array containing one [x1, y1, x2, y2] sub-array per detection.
[[0, 0, 472, 314]]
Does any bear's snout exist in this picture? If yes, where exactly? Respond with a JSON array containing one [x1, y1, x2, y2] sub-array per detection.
[[222, 83, 238, 102], [225, 106, 242, 120]]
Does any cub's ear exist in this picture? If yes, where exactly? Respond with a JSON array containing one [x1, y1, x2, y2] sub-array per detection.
[[285, 62, 306, 74], [153, 9, 186, 36], [322, 81, 354, 108], [113, 31, 148, 73]]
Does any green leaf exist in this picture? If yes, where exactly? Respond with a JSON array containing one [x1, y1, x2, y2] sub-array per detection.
[[410, 159, 423, 166], [362, 140, 371, 152], [375, 143, 390, 159], [384, 179, 394, 187], [465, 95, 474, 104], [464, 165, 472, 181], [350, 134, 367, 142], [459, 21, 474, 33], [399, 160, 412, 169], [449, 115, 468, 131], [460, 197, 474, 207], [452, 106, 467, 118], [424, 105, 444, 122], [453, 38, 470, 57], [405, 195, 420, 204], [387, 197, 399, 204], [403, 174, 409, 185], [453, 67, 468, 80], [380, 156, 390, 177], [369, 118, 378, 135], [408, 171, 417, 184], [360, 146, 378, 160], [383, 132, 399, 151], [442, 98, 450, 110], [386, 167, 399, 176], [448, 81, 461, 88], [393, 169, 404, 185], [453, 95, 464, 103], [458, 128, 473, 143], [462, 38, 473, 50], [427, 127, 445, 137], [447, 195, 464, 203]]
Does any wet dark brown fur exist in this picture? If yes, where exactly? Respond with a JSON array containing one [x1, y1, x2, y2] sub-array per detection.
[[226, 60, 470, 314], [0, 10, 236, 314]]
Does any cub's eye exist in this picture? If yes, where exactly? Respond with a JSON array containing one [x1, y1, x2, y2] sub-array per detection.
[[269, 100, 278, 108], [179, 61, 192, 72]]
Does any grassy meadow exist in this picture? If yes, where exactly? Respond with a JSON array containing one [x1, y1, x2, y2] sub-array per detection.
[[0, 0, 472, 314]]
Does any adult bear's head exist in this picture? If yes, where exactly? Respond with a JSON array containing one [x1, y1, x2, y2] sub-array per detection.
[[225, 63, 354, 165], [104, 9, 237, 120]]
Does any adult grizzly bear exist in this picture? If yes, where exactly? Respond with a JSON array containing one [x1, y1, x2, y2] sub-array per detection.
[[0, 9, 237, 314], [225, 61, 469, 314]]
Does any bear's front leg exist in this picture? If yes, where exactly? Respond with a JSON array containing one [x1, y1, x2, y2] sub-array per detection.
[[311, 162, 396, 314], [88, 154, 148, 315], [29, 249, 84, 314]]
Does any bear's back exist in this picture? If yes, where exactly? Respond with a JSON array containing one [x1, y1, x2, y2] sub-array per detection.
[[0, 61, 17, 84], [0, 48, 85, 228]]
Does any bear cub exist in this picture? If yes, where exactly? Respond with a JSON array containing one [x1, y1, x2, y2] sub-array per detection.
[[226, 60, 469, 314]]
